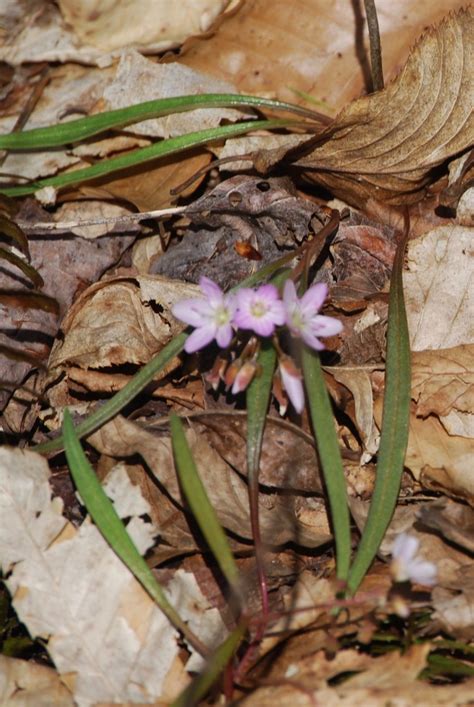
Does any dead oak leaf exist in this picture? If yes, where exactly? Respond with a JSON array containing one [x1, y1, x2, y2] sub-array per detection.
[[290, 8, 473, 205]]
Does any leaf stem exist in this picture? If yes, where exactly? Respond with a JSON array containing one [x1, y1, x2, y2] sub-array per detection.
[[364, 0, 384, 91]]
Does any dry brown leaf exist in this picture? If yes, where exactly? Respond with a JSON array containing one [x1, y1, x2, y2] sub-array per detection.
[[418, 498, 474, 554], [180, 0, 465, 112], [404, 226, 473, 351], [198, 412, 322, 492], [89, 415, 332, 548], [293, 8, 473, 204], [0, 655, 74, 706], [405, 407, 473, 503], [411, 346, 474, 437], [87, 151, 212, 211], [241, 644, 474, 707]]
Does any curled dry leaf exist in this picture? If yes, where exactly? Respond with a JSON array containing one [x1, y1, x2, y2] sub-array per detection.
[[48, 275, 198, 374], [290, 8, 474, 205], [418, 498, 474, 555]]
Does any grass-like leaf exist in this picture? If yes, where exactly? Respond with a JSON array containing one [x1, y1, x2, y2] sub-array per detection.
[[302, 348, 351, 581], [347, 233, 411, 593], [170, 413, 240, 592], [245, 339, 278, 616], [172, 623, 246, 707], [62, 408, 208, 656], [0, 93, 322, 150], [1, 119, 292, 197]]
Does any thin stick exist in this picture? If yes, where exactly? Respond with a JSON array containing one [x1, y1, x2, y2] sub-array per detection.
[[364, 0, 384, 91], [15, 205, 186, 234]]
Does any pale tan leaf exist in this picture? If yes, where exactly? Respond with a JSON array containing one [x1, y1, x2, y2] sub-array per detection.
[[404, 226, 473, 351], [101, 51, 249, 139], [0, 0, 230, 66], [181, 0, 465, 113], [329, 367, 380, 460], [294, 8, 474, 204], [0, 655, 74, 707], [59, 0, 230, 53], [0, 448, 183, 705]]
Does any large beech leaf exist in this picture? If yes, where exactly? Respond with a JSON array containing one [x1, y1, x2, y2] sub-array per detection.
[[292, 8, 473, 204]]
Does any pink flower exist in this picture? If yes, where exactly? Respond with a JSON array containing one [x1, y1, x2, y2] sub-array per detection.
[[390, 533, 437, 586], [279, 357, 305, 413], [283, 280, 343, 351], [233, 284, 286, 337], [172, 277, 236, 354]]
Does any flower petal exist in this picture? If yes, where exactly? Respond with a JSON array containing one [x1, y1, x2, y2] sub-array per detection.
[[215, 322, 234, 349], [184, 325, 216, 353], [283, 279, 298, 305], [199, 276, 224, 303], [311, 315, 344, 337], [301, 330, 325, 351], [301, 282, 328, 312], [280, 362, 305, 413], [172, 299, 210, 327]]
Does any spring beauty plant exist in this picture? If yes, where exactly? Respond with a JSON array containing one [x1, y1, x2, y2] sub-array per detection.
[[172, 275, 343, 412]]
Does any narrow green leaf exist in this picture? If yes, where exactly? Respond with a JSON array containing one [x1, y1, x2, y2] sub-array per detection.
[[172, 623, 245, 707], [302, 348, 351, 580], [62, 408, 208, 656], [245, 338, 278, 617], [0, 119, 293, 197], [170, 413, 240, 590], [347, 234, 411, 593], [0, 247, 43, 287], [0, 93, 321, 150]]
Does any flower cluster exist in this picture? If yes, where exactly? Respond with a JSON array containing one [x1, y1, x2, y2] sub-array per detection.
[[172, 276, 343, 413], [390, 533, 437, 587]]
